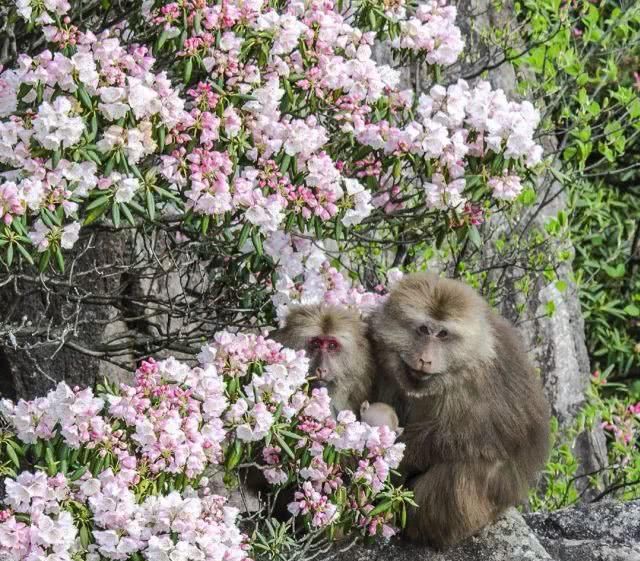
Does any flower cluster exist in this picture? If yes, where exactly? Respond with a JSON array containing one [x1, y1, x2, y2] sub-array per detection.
[[0, 0, 542, 276], [356, 79, 542, 209], [0, 330, 408, 560], [1, 470, 249, 561], [0, 25, 189, 262], [263, 231, 404, 323], [392, 0, 464, 65]]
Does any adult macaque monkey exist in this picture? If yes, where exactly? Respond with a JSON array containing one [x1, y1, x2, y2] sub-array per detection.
[[271, 304, 374, 414], [369, 272, 550, 548], [245, 304, 374, 517]]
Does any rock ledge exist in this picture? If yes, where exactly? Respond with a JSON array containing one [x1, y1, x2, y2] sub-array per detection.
[[331, 500, 640, 561]]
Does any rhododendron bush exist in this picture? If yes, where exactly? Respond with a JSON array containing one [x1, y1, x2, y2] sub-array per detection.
[[0, 0, 541, 321], [0, 0, 545, 554], [0, 331, 410, 560]]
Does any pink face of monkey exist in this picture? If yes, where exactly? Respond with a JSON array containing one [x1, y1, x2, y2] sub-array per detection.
[[307, 335, 342, 388]]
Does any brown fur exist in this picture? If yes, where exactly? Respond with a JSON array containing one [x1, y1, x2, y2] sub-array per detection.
[[369, 273, 550, 548], [271, 304, 374, 414]]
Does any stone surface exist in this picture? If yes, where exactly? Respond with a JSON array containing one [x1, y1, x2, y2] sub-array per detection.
[[525, 500, 640, 561], [331, 509, 552, 561], [0, 231, 131, 399], [331, 500, 640, 561]]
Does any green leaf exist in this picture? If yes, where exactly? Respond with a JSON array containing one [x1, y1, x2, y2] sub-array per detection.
[[251, 229, 263, 256], [77, 86, 93, 110], [121, 203, 135, 226], [368, 500, 393, 517], [146, 190, 156, 221], [83, 204, 108, 226], [14, 242, 33, 264], [368, 9, 377, 29], [129, 163, 144, 181], [183, 58, 193, 84], [623, 304, 639, 317], [69, 466, 88, 481], [603, 263, 625, 279], [112, 203, 121, 227], [55, 248, 65, 273], [45, 445, 57, 475], [80, 525, 90, 549], [545, 300, 556, 317], [201, 214, 210, 235], [157, 126, 166, 151], [5, 443, 20, 468], [468, 226, 482, 249], [279, 153, 291, 173], [273, 432, 295, 459], [157, 29, 169, 51], [237, 223, 251, 249], [225, 440, 243, 471], [86, 195, 112, 211]]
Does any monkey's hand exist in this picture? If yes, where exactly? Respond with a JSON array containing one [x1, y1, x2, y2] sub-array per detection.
[[396, 424, 434, 478]]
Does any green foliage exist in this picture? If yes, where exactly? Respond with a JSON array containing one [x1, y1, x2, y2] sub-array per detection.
[[511, 0, 640, 383], [569, 181, 640, 379], [514, 0, 640, 174], [530, 375, 640, 511]]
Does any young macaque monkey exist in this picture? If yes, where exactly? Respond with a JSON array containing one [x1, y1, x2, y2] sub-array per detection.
[[369, 272, 550, 548], [359, 400, 403, 435], [271, 304, 374, 415]]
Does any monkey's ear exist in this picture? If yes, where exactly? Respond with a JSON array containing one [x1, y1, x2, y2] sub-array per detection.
[[395, 427, 404, 437], [360, 401, 370, 414]]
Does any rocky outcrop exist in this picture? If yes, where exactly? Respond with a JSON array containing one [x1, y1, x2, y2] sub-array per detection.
[[331, 500, 640, 561], [526, 500, 640, 561]]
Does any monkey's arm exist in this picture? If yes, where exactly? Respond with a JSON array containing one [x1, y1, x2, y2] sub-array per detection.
[[399, 421, 503, 477]]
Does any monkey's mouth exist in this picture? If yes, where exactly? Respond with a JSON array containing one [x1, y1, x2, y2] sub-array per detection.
[[402, 362, 439, 384], [310, 379, 333, 390]]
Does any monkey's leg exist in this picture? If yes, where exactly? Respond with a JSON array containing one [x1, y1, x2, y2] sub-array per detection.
[[404, 461, 506, 548]]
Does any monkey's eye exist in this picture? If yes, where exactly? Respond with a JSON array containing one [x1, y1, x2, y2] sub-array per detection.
[[418, 325, 430, 335], [436, 329, 448, 339], [309, 339, 321, 349], [327, 340, 339, 351]]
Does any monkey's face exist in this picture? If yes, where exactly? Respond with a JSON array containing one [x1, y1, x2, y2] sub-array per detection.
[[372, 273, 495, 393], [403, 321, 451, 378], [273, 304, 369, 398], [306, 335, 343, 391]]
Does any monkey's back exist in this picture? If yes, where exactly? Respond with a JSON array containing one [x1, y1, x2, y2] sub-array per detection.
[[486, 312, 550, 484]]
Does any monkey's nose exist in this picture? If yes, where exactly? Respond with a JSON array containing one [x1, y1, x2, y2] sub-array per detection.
[[315, 367, 328, 379]]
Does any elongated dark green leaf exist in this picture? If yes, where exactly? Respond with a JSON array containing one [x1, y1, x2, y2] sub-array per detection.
[[184, 58, 193, 84], [55, 248, 65, 273], [5, 444, 20, 468], [15, 242, 34, 265], [273, 432, 295, 459], [367, 500, 393, 517], [121, 203, 135, 226], [251, 229, 263, 255], [86, 194, 111, 211], [237, 223, 251, 249], [146, 190, 155, 220], [77, 85, 93, 110]]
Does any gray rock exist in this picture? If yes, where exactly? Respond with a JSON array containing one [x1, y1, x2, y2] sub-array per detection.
[[525, 500, 640, 561], [332, 500, 640, 561], [0, 231, 132, 399], [332, 509, 553, 561]]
